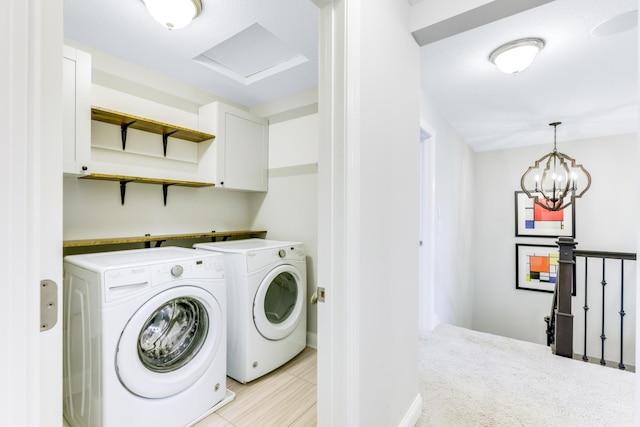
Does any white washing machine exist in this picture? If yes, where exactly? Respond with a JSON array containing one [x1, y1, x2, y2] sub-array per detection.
[[63, 247, 227, 427], [194, 239, 306, 383]]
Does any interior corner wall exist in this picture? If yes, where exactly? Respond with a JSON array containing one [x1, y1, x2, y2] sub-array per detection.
[[354, 1, 421, 425], [248, 113, 319, 347], [472, 133, 638, 344], [420, 90, 476, 329]]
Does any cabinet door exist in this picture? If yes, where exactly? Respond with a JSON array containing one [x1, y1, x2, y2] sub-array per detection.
[[62, 46, 91, 175], [221, 112, 268, 191], [199, 102, 268, 191]]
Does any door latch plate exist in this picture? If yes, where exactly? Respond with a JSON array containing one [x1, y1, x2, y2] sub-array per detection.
[[40, 279, 58, 332]]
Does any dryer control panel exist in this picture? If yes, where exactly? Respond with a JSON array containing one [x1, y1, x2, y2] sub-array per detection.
[[246, 244, 305, 273]]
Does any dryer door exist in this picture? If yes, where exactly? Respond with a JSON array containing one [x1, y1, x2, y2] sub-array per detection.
[[253, 264, 305, 340], [116, 286, 223, 399]]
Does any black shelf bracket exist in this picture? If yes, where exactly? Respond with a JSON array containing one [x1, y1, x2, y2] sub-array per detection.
[[120, 121, 137, 150], [162, 183, 175, 206], [144, 234, 167, 248], [119, 179, 133, 205], [162, 131, 178, 157], [211, 235, 230, 242]]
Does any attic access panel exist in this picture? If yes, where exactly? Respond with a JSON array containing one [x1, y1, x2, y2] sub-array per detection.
[[193, 23, 308, 85]]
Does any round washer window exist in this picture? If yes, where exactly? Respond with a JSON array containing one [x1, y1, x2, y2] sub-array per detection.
[[138, 297, 209, 373], [263, 272, 298, 325]]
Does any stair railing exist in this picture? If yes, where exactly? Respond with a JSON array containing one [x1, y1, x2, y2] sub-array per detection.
[[550, 237, 636, 370]]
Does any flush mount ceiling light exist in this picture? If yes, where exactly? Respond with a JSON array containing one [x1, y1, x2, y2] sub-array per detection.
[[520, 122, 591, 211], [143, 0, 202, 30], [489, 38, 545, 75]]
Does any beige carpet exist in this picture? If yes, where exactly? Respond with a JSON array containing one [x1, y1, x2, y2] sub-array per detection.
[[417, 324, 635, 426]]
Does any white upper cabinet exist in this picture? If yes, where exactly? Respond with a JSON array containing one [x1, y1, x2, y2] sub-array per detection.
[[199, 102, 268, 192], [62, 45, 91, 176]]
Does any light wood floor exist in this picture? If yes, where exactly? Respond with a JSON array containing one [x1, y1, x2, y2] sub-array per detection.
[[195, 347, 317, 427]]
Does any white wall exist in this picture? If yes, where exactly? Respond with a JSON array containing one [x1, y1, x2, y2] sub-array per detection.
[[356, 2, 421, 425], [249, 113, 319, 346], [473, 133, 638, 346], [63, 178, 253, 240], [420, 91, 476, 328]]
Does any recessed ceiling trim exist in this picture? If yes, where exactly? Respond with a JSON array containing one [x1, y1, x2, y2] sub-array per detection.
[[193, 54, 308, 85], [591, 10, 638, 37], [193, 23, 309, 85]]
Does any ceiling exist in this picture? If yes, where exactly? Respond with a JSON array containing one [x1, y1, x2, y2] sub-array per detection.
[[64, 0, 638, 152], [420, 0, 638, 151], [64, 0, 319, 107]]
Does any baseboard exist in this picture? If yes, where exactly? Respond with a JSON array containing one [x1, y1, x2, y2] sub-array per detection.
[[306, 331, 318, 349], [398, 393, 423, 427]]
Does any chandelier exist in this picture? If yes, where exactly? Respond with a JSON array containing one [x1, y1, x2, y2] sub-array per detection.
[[520, 122, 591, 211]]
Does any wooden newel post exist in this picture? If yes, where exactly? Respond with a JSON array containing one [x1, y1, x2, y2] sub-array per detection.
[[555, 236, 576, 358]]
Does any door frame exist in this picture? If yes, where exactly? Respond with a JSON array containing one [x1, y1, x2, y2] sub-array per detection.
[[317, 1, 362, 425], [419, 124, 438, 332], [1, 0, 64, 425]]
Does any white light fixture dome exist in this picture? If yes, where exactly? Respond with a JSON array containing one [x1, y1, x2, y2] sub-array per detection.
[[143, 0, 202, 30], [489, 38, 545, 75]]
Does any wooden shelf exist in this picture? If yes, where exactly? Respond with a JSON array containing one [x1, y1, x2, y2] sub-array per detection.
[[91, 106, 214, 143], [80, 173, 214, 188], [63, 230, 268, 248], [79, 173, 214, 205]]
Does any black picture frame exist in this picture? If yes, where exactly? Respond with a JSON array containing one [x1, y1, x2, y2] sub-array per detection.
[[514, 191, 575, 238], [515, 243, 558, 293]]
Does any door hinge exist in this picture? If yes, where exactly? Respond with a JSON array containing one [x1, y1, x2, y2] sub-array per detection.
[[40, 279, 58, 332]]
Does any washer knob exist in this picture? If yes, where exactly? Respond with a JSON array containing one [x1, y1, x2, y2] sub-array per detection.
[[171, 264, 184, 277], [278, 249, 286, 258]]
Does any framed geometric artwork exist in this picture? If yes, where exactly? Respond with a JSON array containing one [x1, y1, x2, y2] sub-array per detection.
[[515, 244, 558, 293], [514, 191, 575, 238]]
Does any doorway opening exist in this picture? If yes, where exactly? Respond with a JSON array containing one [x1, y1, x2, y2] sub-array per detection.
[[419, 125, 437, 332]]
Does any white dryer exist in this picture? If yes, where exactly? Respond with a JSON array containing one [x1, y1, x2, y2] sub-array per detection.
[[194, 239, 306, 383], [63, 247, 227, 427]]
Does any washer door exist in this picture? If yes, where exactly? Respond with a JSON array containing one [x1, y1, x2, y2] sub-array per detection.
[[116, 286, 223, 398], [253, 265, 304, 340]]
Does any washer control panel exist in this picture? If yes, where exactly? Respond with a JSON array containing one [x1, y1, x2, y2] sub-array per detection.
[[103, 254, 225, 302], [170, 264, 184, 277]]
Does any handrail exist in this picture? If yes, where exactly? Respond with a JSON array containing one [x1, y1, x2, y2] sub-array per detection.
[[574, 250, 636, 260]]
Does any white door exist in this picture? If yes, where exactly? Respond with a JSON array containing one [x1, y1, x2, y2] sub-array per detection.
[[1, 0, 63, 425]]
